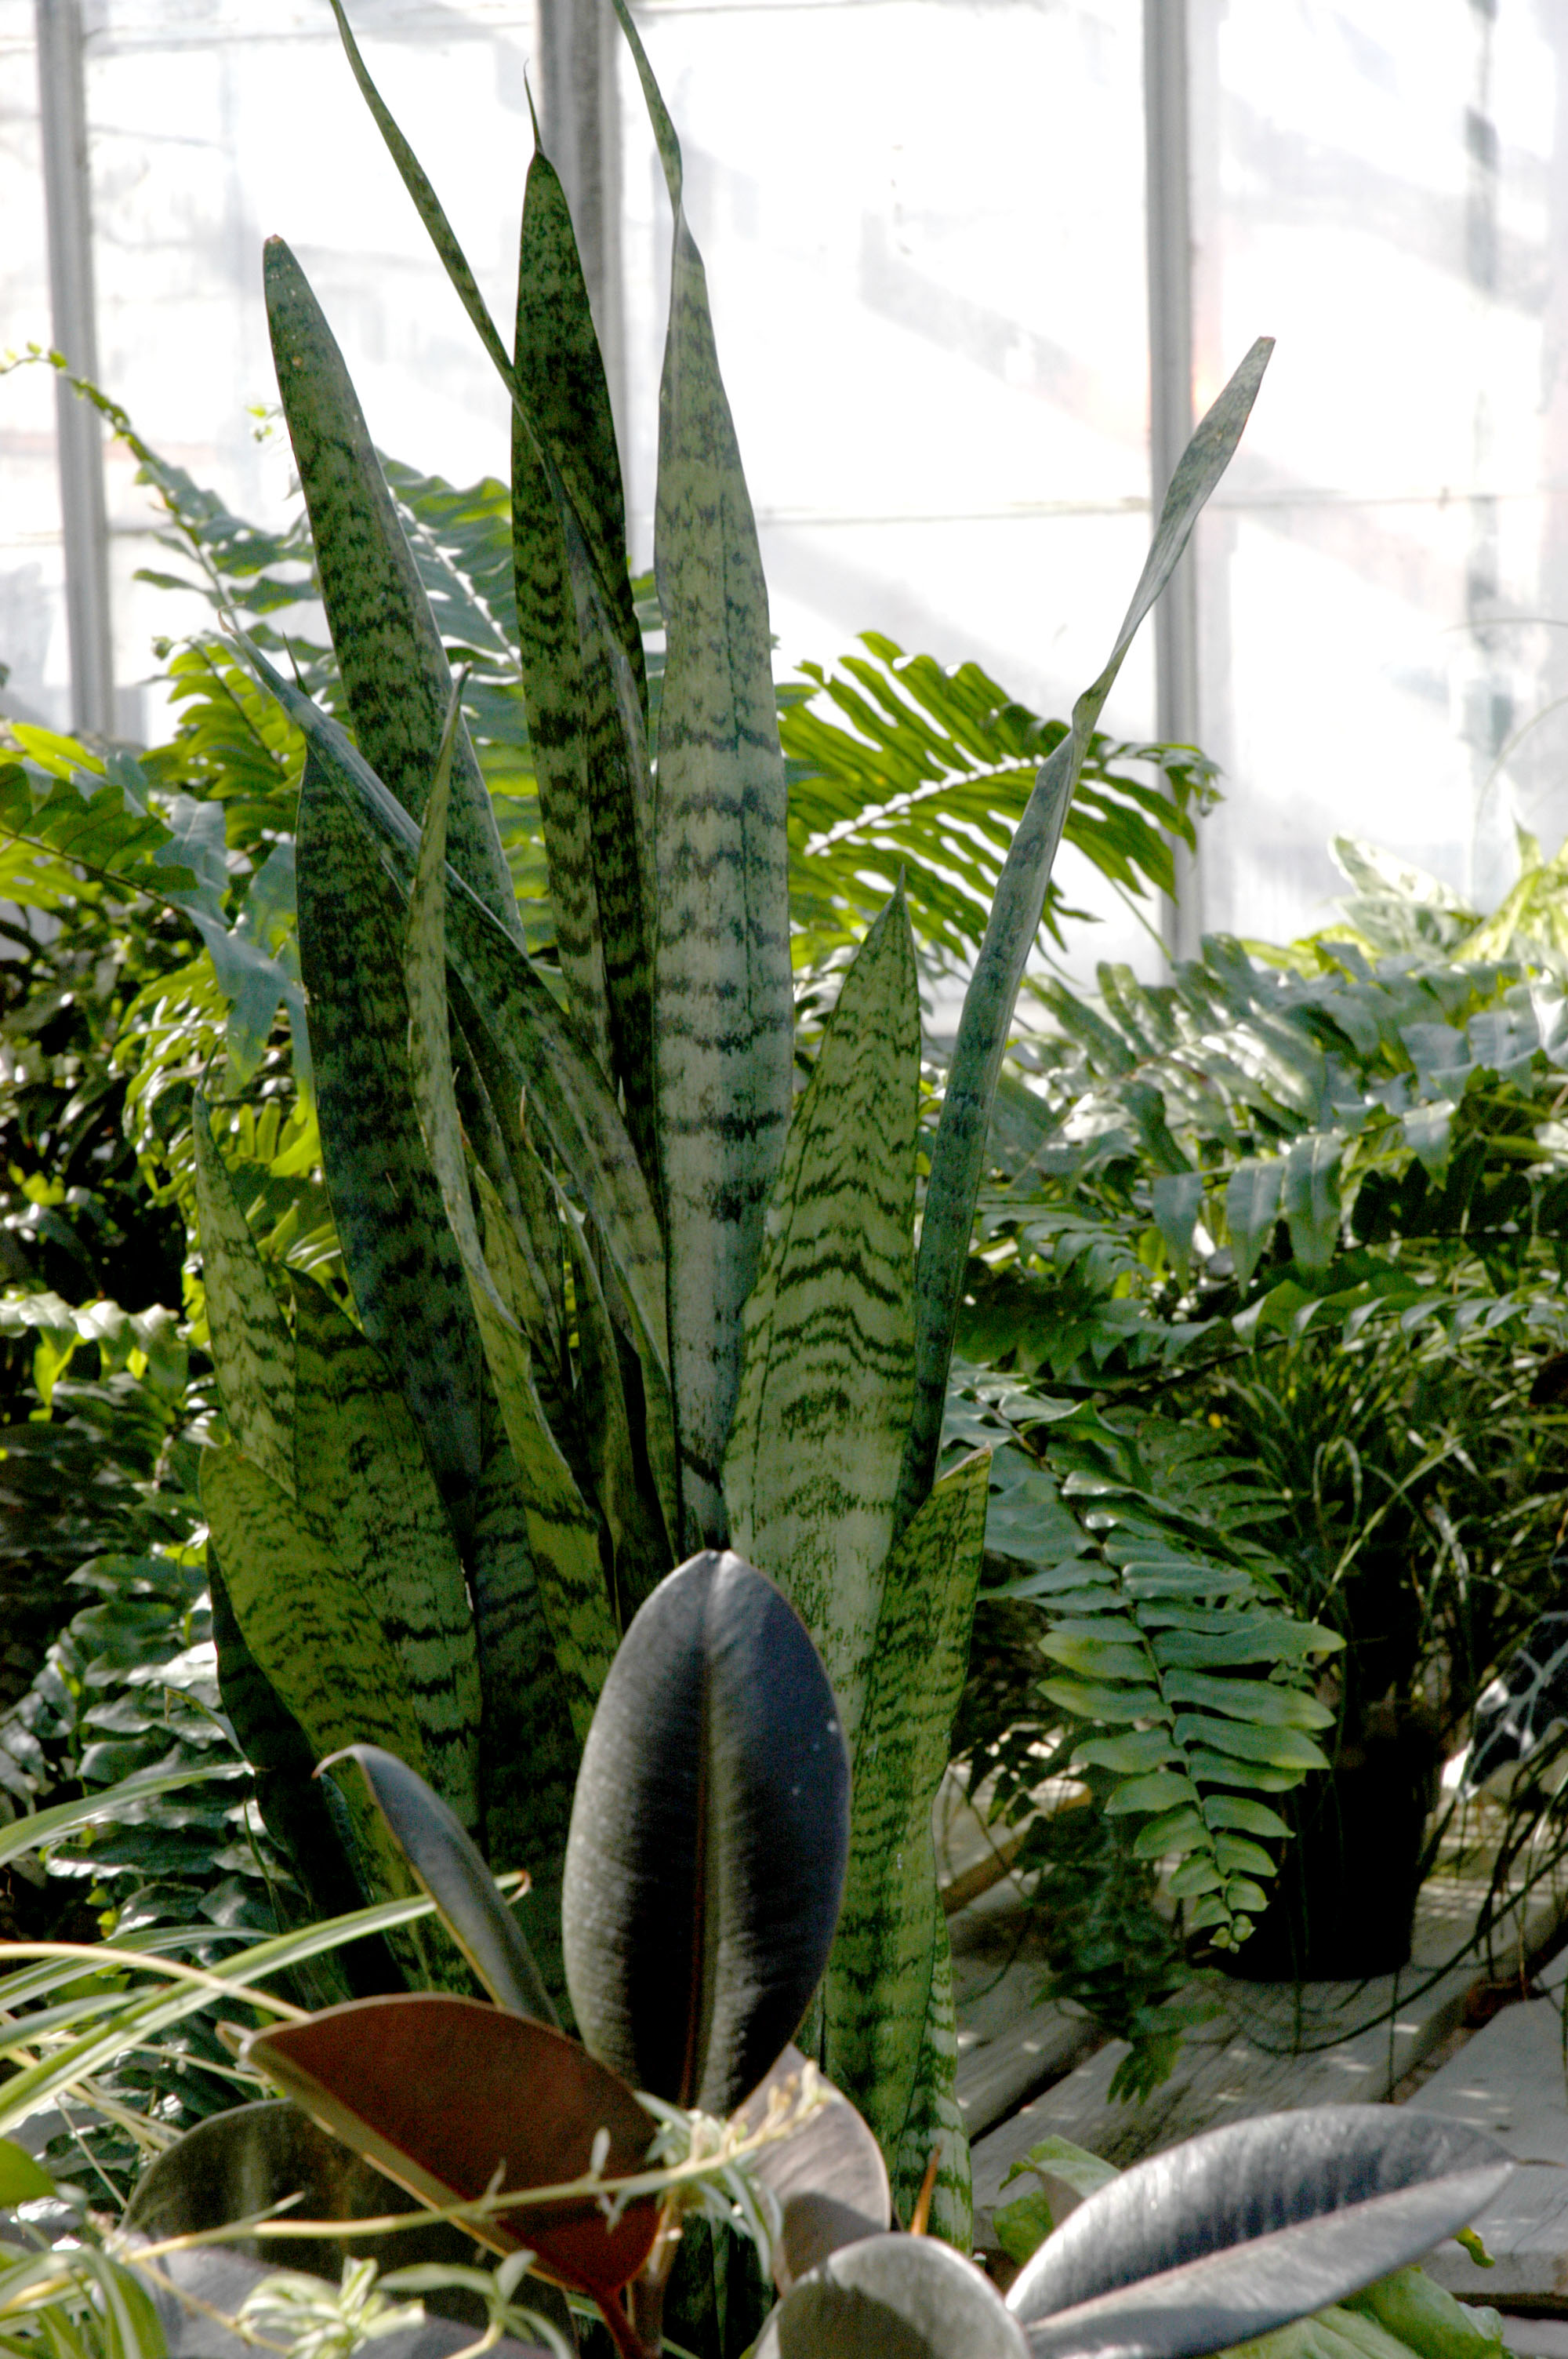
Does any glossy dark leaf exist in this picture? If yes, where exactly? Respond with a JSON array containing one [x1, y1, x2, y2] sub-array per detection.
[[735, 2045, 891, 2293], [246, 1993, 658, 2302], [755, 2234, 1026, 2359], [325, 1746, 558, 2027], [561, 1550, 850, 2114], [1007, 2106, 1513, 2359]]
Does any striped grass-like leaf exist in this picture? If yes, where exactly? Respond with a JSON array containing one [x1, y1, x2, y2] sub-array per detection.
[[296, 747, 484, 1524], [466, 1443, 581, 2011], [265, 236, 519, 943], [291, 1280, 483, 1831], [895, 339, 1274, 1532], [0, 1888, 465, 2139], [513, 149, 659, 1197], [249, 650, 673, 1420], [191, 1089, 294, 1496], [405, 718, 618, 1740], [612, 0, 793, 1552], [199, 1445, 438, 1927], [824, 1448, 989, 2242], [727, 888, 919, 1754]]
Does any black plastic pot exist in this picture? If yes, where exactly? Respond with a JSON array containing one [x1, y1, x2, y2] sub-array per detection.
[[1218, 1703, 1441, 1983]]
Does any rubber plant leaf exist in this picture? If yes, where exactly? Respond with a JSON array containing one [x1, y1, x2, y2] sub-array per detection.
[[561, 1550, 850, 2116], [735, 2045, 891, 2296], [726, 885, 919, 1757], [824, 1448, 989, 2245], [895, 336, 1274, 1532], [404, 703, 618, 1739], [191, 1091, 295, 1498], [755, 2234, 1026, 2359], [241, 645, 671, 1427], [1008, 2107, 1513, 2359], [296, 744, 485, 1527], [513, 147, 659, 1200], [264, 237, 520, 943], [607, 0, 793, 1554], [290, 1280, 481, 1836], [325, 1745, 557, 2027], [245, 1993, 658, 2306]]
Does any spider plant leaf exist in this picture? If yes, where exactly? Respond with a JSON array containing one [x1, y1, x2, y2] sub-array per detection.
[[404, 719, 619, 1738], [611, 0, 793, 1552], [561, 1550, 850, 2115], [896, 338, 1273, 1533], [727, 887, 919, 1755], [325, 1745, 558, 2027], [0, 1761, 241, 1868], [1008, 2108, 1513, 2359], [265, 236, 519, 943], [756, 2234, 1027, 2359], [824, 1448, 988, 2241], [296, 747, 485, 1526], [734, 2045, 891, 2294], [245, 646, 671, 1419], [245, 1993, 659, 2303], [191, 1090, 295, 1497]]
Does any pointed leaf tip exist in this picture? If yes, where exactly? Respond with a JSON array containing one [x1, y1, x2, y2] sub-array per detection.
[[245, 1994, 657, 2302], [1009, 2106, 1513, 2359], [322, 1745, 558, 2026], [562, 1550, 851, 2114]]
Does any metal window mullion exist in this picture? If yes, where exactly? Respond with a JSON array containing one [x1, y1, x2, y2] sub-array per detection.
[[1143, 0, 1201, 963], [35, 0, 114, 740]]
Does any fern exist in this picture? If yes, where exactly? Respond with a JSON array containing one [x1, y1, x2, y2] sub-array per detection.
[[781, 632, 1218, 973]]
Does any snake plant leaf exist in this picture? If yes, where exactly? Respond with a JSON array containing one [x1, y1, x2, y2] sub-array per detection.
[[561, 1550, 850, 2115], [513, 150, 659, 1195], [824, 1448, 988, 2241], [325, 1745, 558, 2027], [191, 1089, 294, 1496], [755, 2235, 1026, 2359], [727, 887, 919, 1756], [466, 1443, 581, 2015], [559, 1198, 672, 1610], [296, 746, 484, 1525], [896, 337, 1274, 1533], [200, 1448, 441, 1932], [265, 236, 519, 942], [209, 1554, 390, 1976], [405, 723, 618, 1739], [610, 0, 793, 1553], [245, 645, 671, 1417], [245, 1993, 659, 2303], [292, 1281, 482, 1834], [892, 1920, 967, 2246], [1008, 2108, 1513, 2359], [734, 2045, 891, 2295]]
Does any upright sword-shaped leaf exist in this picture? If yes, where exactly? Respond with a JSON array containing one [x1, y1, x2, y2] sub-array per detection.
[[726, 888, 920, 1755], [894, 338, 1274, 1532], [612, 0, 794, 1550], [264, 238, 520, 943]]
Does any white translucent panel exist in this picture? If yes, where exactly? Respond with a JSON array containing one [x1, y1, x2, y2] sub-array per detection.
[[622, 0, 1155, 983], [1191, 0, 1568, 946]]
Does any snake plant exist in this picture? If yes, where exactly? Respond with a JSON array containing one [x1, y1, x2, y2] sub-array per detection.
[[191, 0, 1274, 2255]]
